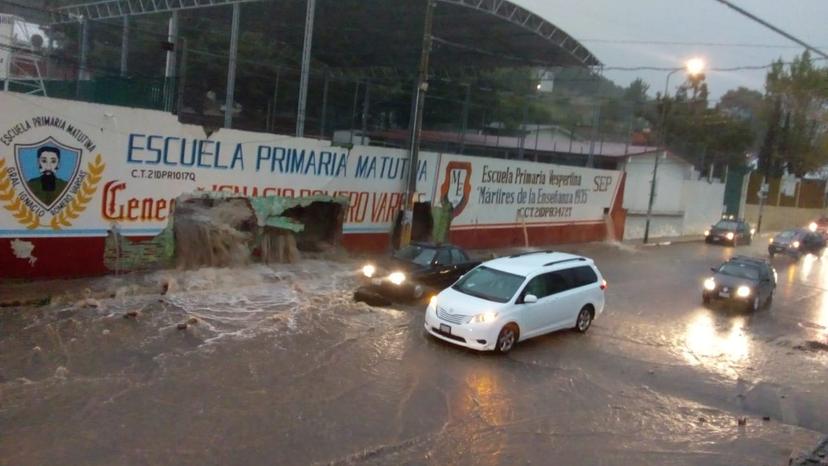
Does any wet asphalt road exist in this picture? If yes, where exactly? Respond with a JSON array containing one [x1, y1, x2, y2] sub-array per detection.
[[1, 238, 827, 465]]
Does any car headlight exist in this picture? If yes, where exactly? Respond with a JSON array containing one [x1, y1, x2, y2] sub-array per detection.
[[704, 229, 710, 236], [792, 241, 800, 248], [703, 278, 716, 291], [736, 286, 751, 298], [726, 232, 735, 240], [809, 222, 818, 232], [472, 311, 498, 323], [429, 295, 437, 307], [388, 271, 406, 285], [362, 264, 376, 278], [769, 238, 774, 244], [750, 228, 756, 235]]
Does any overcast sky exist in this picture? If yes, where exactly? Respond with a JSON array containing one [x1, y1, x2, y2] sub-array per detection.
[[514, 0, 828, 101]]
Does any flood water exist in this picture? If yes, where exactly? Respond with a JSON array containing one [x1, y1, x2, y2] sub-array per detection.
[[1, 240, 826, 465]]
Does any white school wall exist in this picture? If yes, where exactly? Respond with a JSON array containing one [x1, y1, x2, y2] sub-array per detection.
[[621, 153, 725, 239]]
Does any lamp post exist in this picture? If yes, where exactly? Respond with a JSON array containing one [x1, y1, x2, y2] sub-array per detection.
[[643, 58, 705, 244]]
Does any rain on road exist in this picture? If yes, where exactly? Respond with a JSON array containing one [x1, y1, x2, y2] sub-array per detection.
[[1, 238, 826, 465]]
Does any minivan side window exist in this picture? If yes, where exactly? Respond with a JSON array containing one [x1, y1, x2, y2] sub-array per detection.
[[522, 275, 551, 300], [544, 272, 570, 295], [521, 271, 569, 301], [565, 265, 598, 288]]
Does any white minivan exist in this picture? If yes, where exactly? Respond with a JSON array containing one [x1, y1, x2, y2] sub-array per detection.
[[424, 251, 606, 353]]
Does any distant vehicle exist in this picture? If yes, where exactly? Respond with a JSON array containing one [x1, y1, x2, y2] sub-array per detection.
[[808, 217, 828, 239], [425, 251, 606, 353], [769, 228, 826, 259], [702, 256, 776, 312], [704, 218, 754, 246], [354, 242, 480, 305]]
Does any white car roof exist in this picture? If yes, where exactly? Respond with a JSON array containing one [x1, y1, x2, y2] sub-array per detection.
[[482, 251, 592, 277]]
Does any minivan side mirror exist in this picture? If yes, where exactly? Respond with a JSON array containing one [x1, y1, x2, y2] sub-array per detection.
[[523, 294, 538, 304]]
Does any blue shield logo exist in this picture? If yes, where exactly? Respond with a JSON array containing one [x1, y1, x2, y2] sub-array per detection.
[[14, 137, 82, 210]]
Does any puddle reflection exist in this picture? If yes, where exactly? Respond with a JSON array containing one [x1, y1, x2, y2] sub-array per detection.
[[682, 312, 750, 378], [457, 368, 507, 463]]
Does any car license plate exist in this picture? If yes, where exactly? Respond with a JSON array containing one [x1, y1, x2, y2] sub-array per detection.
[[439, 324, 451, 335], [371, 278, 382, 286], [711, 237, 720, 242], [719, 291, 730, 298]]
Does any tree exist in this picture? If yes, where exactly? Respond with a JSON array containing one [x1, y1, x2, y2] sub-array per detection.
[[758, 52, 828, 177]]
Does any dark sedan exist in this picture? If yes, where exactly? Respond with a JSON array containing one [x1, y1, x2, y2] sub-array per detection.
[[354, 243, 480, 305], [704, 219, 754, 246], [702, 256, 776, 312], [769, 228, 826, 259]]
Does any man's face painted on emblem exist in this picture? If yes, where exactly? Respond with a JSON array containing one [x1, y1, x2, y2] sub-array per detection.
[[36, 147, 61, 192], [38, 150, 60, 175]]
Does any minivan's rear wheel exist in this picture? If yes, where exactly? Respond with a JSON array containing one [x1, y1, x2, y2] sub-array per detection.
[[575, 306, 594, 333], [495, 324, 518, 354]]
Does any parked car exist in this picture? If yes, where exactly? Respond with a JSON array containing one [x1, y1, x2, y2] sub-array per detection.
[[769, 228, 826, 259], [424, 251, 607, 353], [704, 218, 754, 246], [702, 256, 776, 312], [354, 242, 480, 305]]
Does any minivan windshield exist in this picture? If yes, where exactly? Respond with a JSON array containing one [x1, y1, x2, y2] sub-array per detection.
[[452, 266, 525, 303]]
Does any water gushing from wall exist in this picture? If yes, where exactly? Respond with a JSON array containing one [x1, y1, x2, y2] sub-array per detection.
[[173, 197, 257, 269]]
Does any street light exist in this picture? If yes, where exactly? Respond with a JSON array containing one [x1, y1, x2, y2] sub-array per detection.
[[643, 58, 705, 244]]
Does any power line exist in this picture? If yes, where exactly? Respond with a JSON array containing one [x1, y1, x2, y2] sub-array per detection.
[[582, 38, 828, 50], [713, 0, 828, 59], [604, 57, 828, 73]]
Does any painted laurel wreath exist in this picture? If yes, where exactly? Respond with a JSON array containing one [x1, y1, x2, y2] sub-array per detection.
[[50, 154, 106, 230], [0, 154, 105, 230], [0, 157, 41, 229]]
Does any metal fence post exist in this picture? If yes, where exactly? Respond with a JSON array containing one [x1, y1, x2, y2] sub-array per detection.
[[120, 16, 129, 77]]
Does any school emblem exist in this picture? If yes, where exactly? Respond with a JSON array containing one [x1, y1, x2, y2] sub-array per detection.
[[439, 161, 472, 218], [15, 137, 81, 210], [0, 122, 105, 230]]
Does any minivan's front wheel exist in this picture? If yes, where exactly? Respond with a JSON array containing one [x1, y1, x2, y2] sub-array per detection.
[[495, 324, 518, 354], [575, 306, 594, 333]]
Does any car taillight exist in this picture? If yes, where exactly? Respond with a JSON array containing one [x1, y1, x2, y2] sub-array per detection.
[[600, 279, 607, 290]]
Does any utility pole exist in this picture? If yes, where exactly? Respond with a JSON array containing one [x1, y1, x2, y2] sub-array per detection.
[[224, 3, 240, 129], [296, 0, 316, 137], [400, 0, 435, 248], [644, 68, 680, 244], [164, 11, 178, 112], [757, 178, 768, 233], [586, 70, 602, 167]]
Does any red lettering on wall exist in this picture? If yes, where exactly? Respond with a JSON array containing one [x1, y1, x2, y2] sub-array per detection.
[[100, 179, 174, 222]]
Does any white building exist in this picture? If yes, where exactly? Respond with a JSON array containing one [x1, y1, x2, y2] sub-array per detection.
[[618, 150, 726, 240]]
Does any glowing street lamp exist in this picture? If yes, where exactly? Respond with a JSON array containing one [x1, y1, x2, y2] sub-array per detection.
[[643, 58, 706, 244], [686, 57, 706, 77]]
